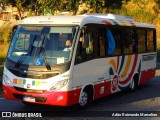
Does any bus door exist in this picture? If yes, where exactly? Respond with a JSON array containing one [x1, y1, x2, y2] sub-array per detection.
[[72, 25, 95, 87]]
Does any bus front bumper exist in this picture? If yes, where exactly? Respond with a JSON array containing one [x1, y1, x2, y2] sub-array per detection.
[[2, 85, 81, 106]]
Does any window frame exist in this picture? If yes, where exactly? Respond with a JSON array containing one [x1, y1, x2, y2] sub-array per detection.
[[74, 24, 156, 65]]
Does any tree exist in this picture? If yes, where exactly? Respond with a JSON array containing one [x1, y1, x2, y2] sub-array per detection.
[[0, 0, 29, 20], [59, 0, 79, 15], [37, 0, 79, 15], [0, 0, 37, 20], [80, 0, 124, 13], [153, 0, 160, 15]]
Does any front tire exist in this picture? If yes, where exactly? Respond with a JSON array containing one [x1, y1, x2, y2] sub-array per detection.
[[78, 88, 93, 109]]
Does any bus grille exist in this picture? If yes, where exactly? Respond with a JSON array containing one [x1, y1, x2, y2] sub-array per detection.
[[14, 87, 45, 94], [13, 94, 47, 102]]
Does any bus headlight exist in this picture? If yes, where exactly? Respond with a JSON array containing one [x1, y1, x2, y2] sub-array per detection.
[[47, 79, 68, 92], [2, 75, 13, 87]]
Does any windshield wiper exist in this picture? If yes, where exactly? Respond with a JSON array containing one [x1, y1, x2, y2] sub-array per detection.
[[44, 59, 51, 70], [38, 41, 51, 71], [14, 36, 36, 68], [33, 27, 51, 71], [14, 53, 26, 68]]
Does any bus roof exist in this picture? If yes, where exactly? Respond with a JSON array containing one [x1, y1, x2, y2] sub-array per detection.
[[21, 14, 156, 29]]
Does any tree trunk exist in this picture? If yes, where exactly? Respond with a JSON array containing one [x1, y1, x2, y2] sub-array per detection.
[[17, 6, 22, 20]]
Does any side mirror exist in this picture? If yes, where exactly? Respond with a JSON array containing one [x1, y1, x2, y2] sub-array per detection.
[[12, 25, 18, 38]]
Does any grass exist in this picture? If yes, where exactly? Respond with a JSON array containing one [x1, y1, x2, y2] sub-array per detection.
[[0, 43, 9, 97]]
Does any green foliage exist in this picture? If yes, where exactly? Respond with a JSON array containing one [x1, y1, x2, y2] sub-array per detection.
[[0, 23, 12, 42], [0, 43, 9, 65], [0, 0, 160, 37], [0, 0, 159, 17], [128, 10, 156, 23], [153, 0, 160, 15], [82, 0, 104, 13]]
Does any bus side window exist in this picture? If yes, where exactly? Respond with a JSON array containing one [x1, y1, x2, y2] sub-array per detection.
[[109, 29, 122, 56], [137, 29, 146, 53], [75, 31, 93, 64], [99, 35, 106, 57], [106, 29, 115, 56], [86, 34, 93, 54], [97, 28, 106, 57], [123, 29, 134, 54], [147, 30, 154, 52], [75, 35, 85, 64]]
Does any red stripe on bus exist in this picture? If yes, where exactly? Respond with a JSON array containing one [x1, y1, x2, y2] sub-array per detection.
[[94, 81, 111, 100], [119, 54, 138, 85], [102, 20, 112, 25], [130, 22, 136, 27], [139, 68, 156, 85], [3, 85, 81, 106]]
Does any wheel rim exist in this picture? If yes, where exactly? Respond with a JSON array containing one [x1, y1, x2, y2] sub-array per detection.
[[131, 79, 135, 90], [79, 91, 88, 106]]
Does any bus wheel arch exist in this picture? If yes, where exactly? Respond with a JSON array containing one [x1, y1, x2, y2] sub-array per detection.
[[78, 84, 94, 109], [130, 73, 139, 90]]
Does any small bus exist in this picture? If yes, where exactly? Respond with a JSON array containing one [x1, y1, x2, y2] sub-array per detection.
[[2, 14, 157, 108]]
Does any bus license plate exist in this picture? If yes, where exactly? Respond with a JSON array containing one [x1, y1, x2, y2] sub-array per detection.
[[23, 96, 35, 102]]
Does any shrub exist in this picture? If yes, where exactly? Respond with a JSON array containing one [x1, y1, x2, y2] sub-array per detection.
[[0, 22, 12, 42]]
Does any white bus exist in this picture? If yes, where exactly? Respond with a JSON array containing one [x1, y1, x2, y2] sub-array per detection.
[[2, 14, 157, 108]]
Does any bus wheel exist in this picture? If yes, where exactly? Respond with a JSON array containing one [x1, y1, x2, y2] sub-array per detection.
[[130, 75, 138, 90], [130, 79, 135, 90], [79, 88, 92, 109]]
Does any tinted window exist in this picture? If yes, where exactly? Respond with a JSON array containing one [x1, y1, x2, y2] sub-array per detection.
[[137, 30, 146, 53], [123, 29, 134, 54], [75, 28, 94, 64], [110, 29, 122, 55], [147, 30, 154, 52]]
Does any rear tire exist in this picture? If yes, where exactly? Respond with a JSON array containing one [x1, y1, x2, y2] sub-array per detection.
[[131, 78, 136, 90], [130, 75, 138, 90]]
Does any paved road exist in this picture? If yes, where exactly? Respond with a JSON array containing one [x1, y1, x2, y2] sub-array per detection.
[[0, 76, 160, 119]]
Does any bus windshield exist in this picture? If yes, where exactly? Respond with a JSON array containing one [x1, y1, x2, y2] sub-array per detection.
[[7, 25, 78, 68]]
